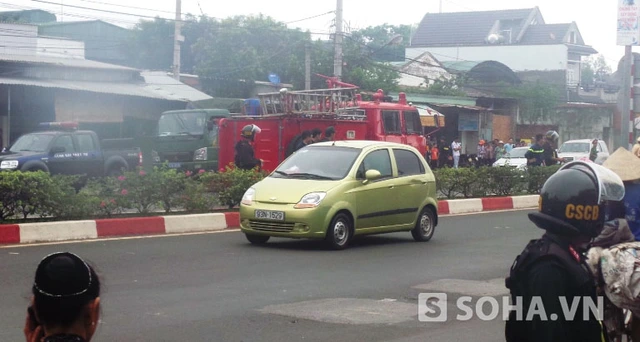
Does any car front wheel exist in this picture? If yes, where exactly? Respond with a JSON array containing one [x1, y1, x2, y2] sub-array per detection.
[[245, 234, 270, 245], [411, 207, 435, 242], [325, 213, 352, 250]]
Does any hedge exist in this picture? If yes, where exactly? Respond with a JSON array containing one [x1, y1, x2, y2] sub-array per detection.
[[0, 164, 268, 223], [0, 164, 559, 223], [432, 165, 561, 199]]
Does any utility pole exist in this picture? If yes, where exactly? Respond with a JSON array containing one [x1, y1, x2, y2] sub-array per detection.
[[333, 0, 343, 80], [305, 43, 311, 90], [172, 0, 182, 80], [621, 46, 633, 150]]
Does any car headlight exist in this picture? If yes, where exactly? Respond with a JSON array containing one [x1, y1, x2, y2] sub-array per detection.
[[0, 160, 18, 169], [194, 147, 207, 161], [294, 192, 327, 209], [241, 187, 255, 206], [152, 150, 160, 163]]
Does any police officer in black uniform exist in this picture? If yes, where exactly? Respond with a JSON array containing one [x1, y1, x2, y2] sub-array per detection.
[[505, 161, 625, 342], [525, 134, 545, 167], [543, 130, 563, 166], [234, 124, 262, 170]]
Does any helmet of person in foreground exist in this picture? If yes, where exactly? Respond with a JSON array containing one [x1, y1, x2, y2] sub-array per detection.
[[240, 124, 261, 140], [529, 161, 625, 238], [545, 130, 559, 143]]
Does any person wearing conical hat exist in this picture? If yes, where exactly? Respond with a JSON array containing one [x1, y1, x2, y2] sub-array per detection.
[[633, 137, 640, 158], [603, 147, 640, 240]]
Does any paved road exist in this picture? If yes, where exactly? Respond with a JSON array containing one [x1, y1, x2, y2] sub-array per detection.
[[0, 210, 541, 342]]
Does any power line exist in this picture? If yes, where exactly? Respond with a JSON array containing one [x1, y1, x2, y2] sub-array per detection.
[[31, 0, 180, 21], [285, 11, 335, 25], [77, 0, 176, 15]]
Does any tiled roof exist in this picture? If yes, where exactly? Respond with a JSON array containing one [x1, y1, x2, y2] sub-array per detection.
[[411, 8, 537, 47], [518, 24, 575, 45]]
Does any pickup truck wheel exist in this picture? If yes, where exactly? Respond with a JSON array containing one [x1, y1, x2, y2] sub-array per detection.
[[107, 166, 125, 177]]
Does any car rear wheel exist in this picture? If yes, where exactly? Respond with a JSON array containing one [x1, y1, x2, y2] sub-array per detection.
[[411, 207, 435, 242], [245, 234, 270, 245], [325, 213, 352, 250]]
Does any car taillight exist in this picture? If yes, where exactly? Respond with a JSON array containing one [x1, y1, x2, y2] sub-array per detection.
[[139, 152, 143, 165]]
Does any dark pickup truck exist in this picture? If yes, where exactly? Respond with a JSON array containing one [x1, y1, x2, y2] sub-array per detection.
[[0, 126, 142, 177]]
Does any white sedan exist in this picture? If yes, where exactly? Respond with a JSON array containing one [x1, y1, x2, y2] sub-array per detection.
[[493, 147, 529, 170]]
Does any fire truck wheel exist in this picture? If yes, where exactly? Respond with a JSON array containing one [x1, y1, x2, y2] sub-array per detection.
[[325, 213, 352, 250], [411, 207, 435, 242], [245, 234, 270, 245]]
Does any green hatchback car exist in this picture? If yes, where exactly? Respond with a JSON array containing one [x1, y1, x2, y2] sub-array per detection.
[[239, 140, 438, 249]]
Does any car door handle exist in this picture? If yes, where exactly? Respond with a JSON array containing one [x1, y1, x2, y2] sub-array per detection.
[[389, 184, 395, 189]]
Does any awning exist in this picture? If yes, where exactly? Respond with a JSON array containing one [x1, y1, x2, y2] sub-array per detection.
[[0, 74, 212, 102], [416, 105, 445, 127]]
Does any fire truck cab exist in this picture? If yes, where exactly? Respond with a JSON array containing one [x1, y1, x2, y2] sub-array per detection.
[[217, 80, 427, 172]]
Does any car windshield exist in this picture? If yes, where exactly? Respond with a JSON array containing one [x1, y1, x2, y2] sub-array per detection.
[[9, 134, 55, 153], [272, 146, 361, 180], [157, 112, 206, 136], [506, 148, 528, 158], [559, 142, 590, 153]]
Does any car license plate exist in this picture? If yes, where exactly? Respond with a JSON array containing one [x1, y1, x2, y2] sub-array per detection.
[[168, 163, 181, 168], [255, 210, 285, 221]]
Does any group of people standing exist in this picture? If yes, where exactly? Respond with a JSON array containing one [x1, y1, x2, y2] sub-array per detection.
[[425, 136, 526, 169]]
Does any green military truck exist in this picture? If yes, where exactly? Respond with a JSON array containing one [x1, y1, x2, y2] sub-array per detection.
[[152, 109, 231, 171]]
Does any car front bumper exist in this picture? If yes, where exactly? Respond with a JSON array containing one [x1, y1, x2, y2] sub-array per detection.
[[239, 203, 331, 239]]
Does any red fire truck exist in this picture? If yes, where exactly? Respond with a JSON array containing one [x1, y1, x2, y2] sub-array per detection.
[[217, 76, 427, 172]]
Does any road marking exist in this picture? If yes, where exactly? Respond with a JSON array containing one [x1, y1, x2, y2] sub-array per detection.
[[413, 278, 509, 297], [0, 208, 534, 249], [0, 229, 241, 249], [259, 298, 416, 325]]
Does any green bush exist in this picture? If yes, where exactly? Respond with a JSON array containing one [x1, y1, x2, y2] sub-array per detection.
[[524, 165, 561, 194], [81, 176, 126, 218], [204, 163, 268, 209], [179, 176, 218, 213], [0, 160, 563, 223], [434, 165, 561, 198], [486, 166, 524, 196], [46, 175, 100, 220]]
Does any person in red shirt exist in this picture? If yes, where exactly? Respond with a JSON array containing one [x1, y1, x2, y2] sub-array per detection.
[[430, 144, 440, 169]]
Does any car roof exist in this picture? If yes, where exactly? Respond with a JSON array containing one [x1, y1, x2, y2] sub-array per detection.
[[309, 140, 415, 150], [562, 139, 597, 143]]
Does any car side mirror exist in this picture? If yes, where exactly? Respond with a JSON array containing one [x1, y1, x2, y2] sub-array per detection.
[[362, 169, 382, 184], [51, 146, 65, 154]]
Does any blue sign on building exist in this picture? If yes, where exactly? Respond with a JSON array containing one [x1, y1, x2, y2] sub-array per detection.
[[268, 73, 281, 84], [458, 113, 479, 131]]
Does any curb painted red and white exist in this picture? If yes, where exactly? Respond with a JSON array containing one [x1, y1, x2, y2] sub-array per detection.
[[0, 195, 539, 245]]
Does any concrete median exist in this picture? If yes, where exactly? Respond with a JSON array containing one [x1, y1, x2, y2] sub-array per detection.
[[0, 195, 539, 245]]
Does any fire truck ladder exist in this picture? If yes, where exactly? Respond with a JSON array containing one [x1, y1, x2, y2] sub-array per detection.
[[258, 87, 363, 119]]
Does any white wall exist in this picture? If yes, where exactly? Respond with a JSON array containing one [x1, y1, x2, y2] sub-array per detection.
[[0, 23, 37, 56], [406, 45, 568, 72], [36, 37, 85, 59], [0, 23, 84, 59]]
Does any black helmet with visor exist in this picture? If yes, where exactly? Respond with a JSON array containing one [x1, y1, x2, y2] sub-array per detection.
[[529, 161, 625, 238]]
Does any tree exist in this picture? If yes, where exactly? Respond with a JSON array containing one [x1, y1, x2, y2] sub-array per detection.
[[349, 23, 413, 62], [581, 54, 612, 86], [125, 16, 403, 96], [191, 15, 310, 97], [501, 82, 563, 123]]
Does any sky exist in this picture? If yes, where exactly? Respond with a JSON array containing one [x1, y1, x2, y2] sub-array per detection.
[[2, 0, 630, 69]]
